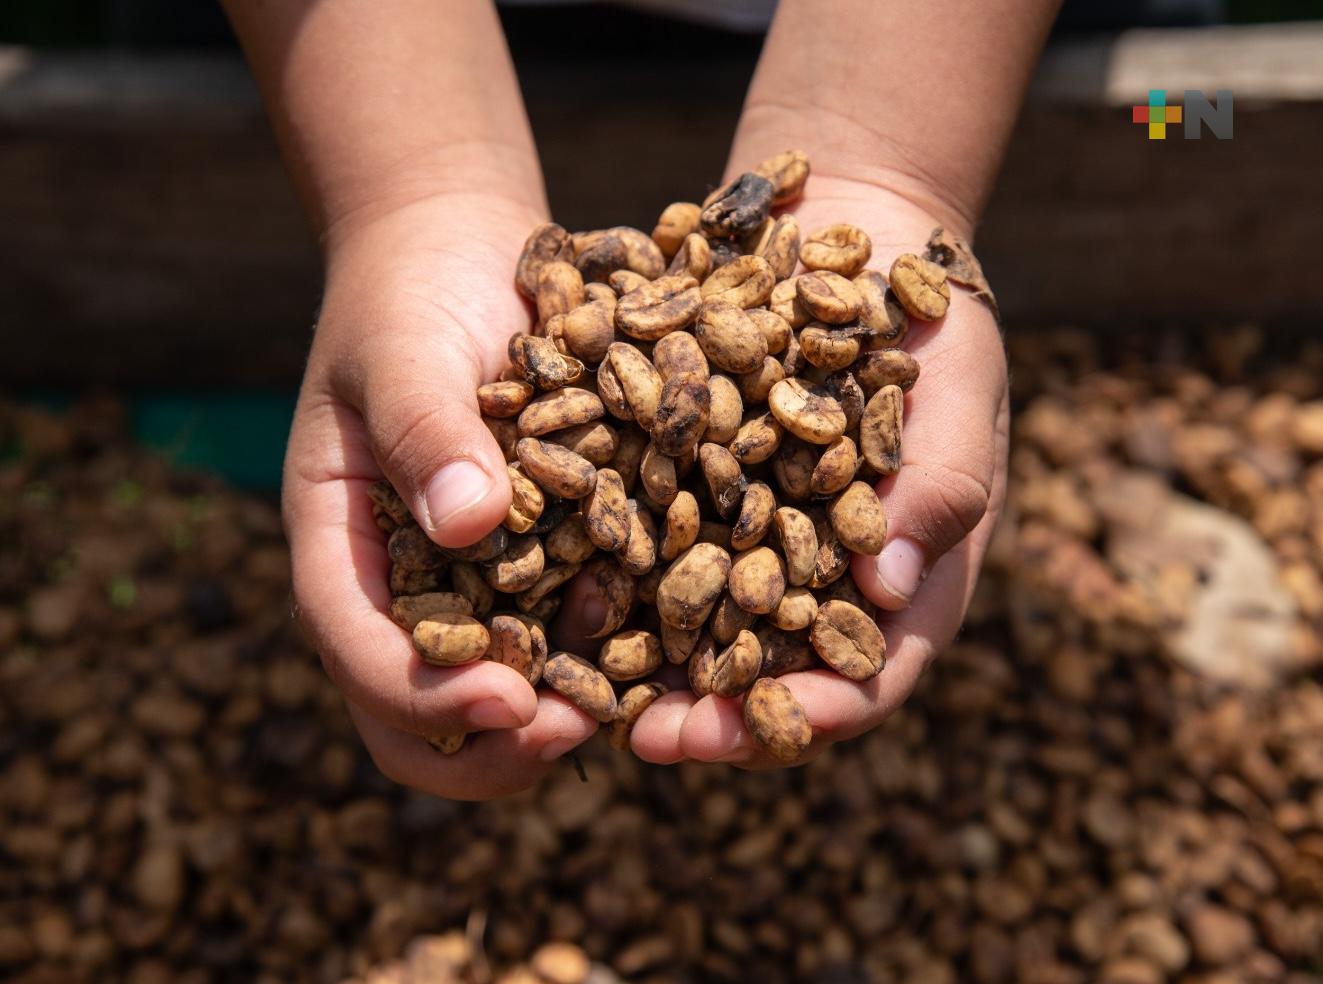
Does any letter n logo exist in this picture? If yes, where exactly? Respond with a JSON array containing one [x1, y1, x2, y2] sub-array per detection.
[[1184, 89, 1234, 140]]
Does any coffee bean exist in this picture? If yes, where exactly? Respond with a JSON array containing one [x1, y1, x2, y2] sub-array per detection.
[[699, 172, 774, 238], [412, 614, 490, 667], [608, 682, 667, 750], [800, 224, 872, 278], [889, 253, 951, 321], [810, 600, 886, 680], [543, 653, 617, 722], [743, 677, 812, 762]]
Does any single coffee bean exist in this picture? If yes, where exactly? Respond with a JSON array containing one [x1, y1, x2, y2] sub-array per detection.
[[860, 384, 904, 475], [810, 437, 860, 497], [755, 624, 818, 678], [543, 653, 618, 722], [651, 331, 710, 382], [728, 411, 784, 466], [737, 357, 786, 405], [854, 349, 920, 397], [730, 481, 776, 552], [808, 510, 851, 588], [767, 378, 848, 445], [608, 681, 668, 750], [756, 213, 801, 281], [773, 506, 818, 587], [728, 546, 787, 615], [747, 308, 793, 355], [652, 374, 711, 456], [478, 380, 535, 418], [544, 421, 618, 467], [768, 586, 818, 631], [687, 633, 718, 696], [544, 513, 595, 564], [517, 388, 605, 438], [515, 562, 581, 614], [412, 614, 490, 667], [615, 275, 702, 341], [656, 542, 732, 629], [695, 300, 769, 374], [388, 592, 474, 631], [651, 202, 701, 258], [700, 255, 776, 310], [665, 233, 712, 281], [796, 271, 862, 325], [711, 629, 764, 698], [699, 172, 774, 238], [582, 468, 631, 551], [810, 599, 886, 680], [827, 481, 887, 555], [505, 464, 546, 534], [561, 298, 616, 364], [800, 224, 872, 278], [889, 253, 951, 321], [743, 677, 812, 762], [752, 149, 810, 205], [387, 524, 446, 571], [608, 343, 665, 431], [582, 555, 637, 638], [484, 615, 538, 684], [770, 277, 812, 329], [660, 490, 701, 561], [854, 270, 909, 345], [516, 438, 598, 499], [516, 222, 575, 298], [661, 621, 703, 664], [616, 500, 658, 576], [800, 325, 863, 372], [704, 375, 745, 445], [481, 534, 546, 593], [698, 443, 747, 518], [598, 629, 663, 682], [536, 261, 586, 326], [710, 591, 758, 645], [639, 442, 679, 505]]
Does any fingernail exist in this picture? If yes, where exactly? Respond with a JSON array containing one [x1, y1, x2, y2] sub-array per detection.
[[875, 536, 925, 604], [467, 697, 522, 730], [539, 735, 582, 763], [423, 460, 492, 533]]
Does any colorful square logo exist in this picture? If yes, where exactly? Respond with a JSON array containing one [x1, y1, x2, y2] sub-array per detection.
[[1132, 90, 1183, 140]]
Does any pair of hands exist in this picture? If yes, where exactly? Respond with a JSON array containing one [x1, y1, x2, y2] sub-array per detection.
[[283, 175, 1009, 800]]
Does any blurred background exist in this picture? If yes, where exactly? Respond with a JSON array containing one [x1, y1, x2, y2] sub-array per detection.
[[2, 2, 1323, 983]]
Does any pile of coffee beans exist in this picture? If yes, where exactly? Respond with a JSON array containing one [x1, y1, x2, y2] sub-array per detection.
[[372, 151, 968, 761]]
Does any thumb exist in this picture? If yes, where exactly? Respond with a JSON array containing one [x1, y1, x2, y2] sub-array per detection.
[[852, 313, 1006, 610], [347, 328, 512, 548]]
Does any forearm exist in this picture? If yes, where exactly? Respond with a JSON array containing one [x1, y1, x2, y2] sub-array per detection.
[[730, 0, 1060, 237], [221, 0, 545, 249]]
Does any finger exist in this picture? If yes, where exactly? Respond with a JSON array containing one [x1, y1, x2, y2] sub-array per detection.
[[335, 322, 514, 549], [348, 690, 599, 801], [548, 567, 612, 657], [629, 689, 698, 764], [283, 398, 539, 736], [853, 304, 1006, 610]]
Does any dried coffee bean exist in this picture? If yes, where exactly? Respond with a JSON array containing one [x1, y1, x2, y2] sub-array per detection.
[[482, 535, 546, 593], [698, 443, 746, 518], [615, 275, 702, 341], [608, 682, 668, 750], [687, 634, 718, 696], [854, 270, 909, 345], [824, 371, 866, 432], [412, 614, 490, 667], [543, 653, 617, 722], [536, 261, 586, 326], [515, 562, 581, 614], [484, 615, 538, 684], [574, 232, 630, 283], [616, 501, 658, 576], [728, 547, 786, 615], [652, 375, 711, 456], [516, 222, 574, 299], [660, 491, 700, 561], [774, 506, 818, 587], [755, 624, 817, 677], [598, 343, 635, 419], [391, 565, 442, 595], [609, 269, 649, 296], [810, 600, 886, 680], [388, 592, 474, 631], [517, 388, 605, 438], [656, 543, 732, 629], [772, 437, 816, 502], [451, 561, 496, 616], [639, 443, 679, 506], [780, 329, 809, 377], [737, 357, 785, 405], [660, 621, 702, 663], [796, 271, 862, 325], [368, 480, 412, 527], [609, 428, 648, 495], [770, 278, 812, 328], [598, 630, 663, 682], [516, 439, 598, 499], [608, 226, 666, 279], [583, 469, 630, 552], [700, 255, 775, 309], [562, 298, 616, 364], [729, 412, 783, 465], [800, 325, 862, 372], [827, 481, 887, 555], [665, 233, 712, 281], [703, 375, 744, 445], [711, 629, 764, 698], [752, 149, 810, 205], [731, 481, 776, 552], [889, 253, 950, 320], [860, 384, 904, 475], [808, 510, 851, 588], [426, 734, 466, 755], [800, 224, 872, 277], [755, 216, 801, 284], [444, 525, 510, 562], [608, 343, 665, 430], [485, 416, 520, 461], [387, 525, 445, 571], [582, 555, 637, 638], [651, 332, 709, 382], [512, 615, 550, 684], [710, 591, 757, 645], [699, 172, 774, 238], [478, 381, 535, 418], [767, 586, 818, 631], [544, 513, 595, 564], [743, 677, 812, 762], [505, 465, 545, 534], [695, 301, 769, 374], [651, 202, 701, 258], [544, 421, 617, 467], [747, 309, 792, 355], [854, 349, 921, 397], [767, 378, 847, 445], [811, 437, 860, 496]]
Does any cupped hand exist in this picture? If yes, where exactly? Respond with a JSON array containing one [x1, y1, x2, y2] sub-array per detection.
[[629, 176, 1010, 767], [282, 194, 599, 800]]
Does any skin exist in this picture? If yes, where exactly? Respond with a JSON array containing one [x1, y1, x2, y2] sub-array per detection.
[[225, 0, 1059, 796]]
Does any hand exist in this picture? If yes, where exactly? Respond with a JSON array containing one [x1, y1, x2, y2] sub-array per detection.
[[282, 194, 600, 800], [629, 175, 1010, 767]]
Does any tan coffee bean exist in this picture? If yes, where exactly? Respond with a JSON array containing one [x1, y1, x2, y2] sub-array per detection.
[[774, 506, 818, 587], [484, 615, 538, 684], [515, 562, 581, 613], [695, 301, 769, 374], [855, 349, 920, 396], [660, 621, 702, 664], [412, 614, 490, 667], [710, 591, 757, 645], [711, 629, 764, 698], [581, 555, 637, 638], [390, 564, 441, 597], [524, 593, 561, 624], [608, 269, 650, 296], [824, 370, 866, 431], [660, 491, 700, 561], [608, 427, 648, 495], [561, 298, 616, 364], [651, 331, 709, 382], [544, 421, 617, 467], [651, 202, 701, 258], [752, 149, 810, 205], [809, 510, 851, 588], [860, 384, 904, 475], [535, 261, 585, 326], [450, 561, 495, 616], [485, 415, 520, 462], [767, 378, 847, 445], [665, 233, 712, 281], [477, 380, 535, 419], [728, 547, 786, 615], [772, 437, 816, 502], [770, 278, 812, 328], [687, 634, 718, 696], [608, 682, 668, 751], [543, 653, 617, 722], [616, 501, 658, 576], [656, 542, 732, 629], [516, 438, 598, 499], [574, 232, 629, 283], [796, 271, 862, 325], [800, 325, 862, 372], [426, 733, 466, 755], [780, 329, 809, 378], [730, 481, 776, 552], [697, 520, 733, 551], [854, 270, 909, 345], [700, 255, 775, 309], [387, 524, 445, 571], [828, 481, 887, 555], [756, 624, 817, 677], [544, 513, 595, 565], [606, 226, 666, 280], [743, 677, 812, 762], [516, 222, 574, 299], [517, 387, 605, 438], [811, 437, 860, 496], [889, 253, 950, 320], [504, 464, 545, 534], [699, 172, 773, 238], [510, 614, 550, 685], [651, 374, 711, 457], [699, 442, 746, 518], [509, 334, 576, 391], [583, 468, 630, 552], [729, 412, 783, 466], [704, 375, 744, 445], [607, 343, 665, 430], [598, 629, 663, 682], [639, 442, 679, 506], [615, 275, 702, 341], [767, 586, 818, 631], [756, 214, 801, 281], [737, 357, 785, 405], [441, 525, 508, 563], [482, 535, 546, 593], [368, 480, 411, 528], [388, 592, 474, 631], [810, 600, 885, 680], [745, 310, 790, 357], [800, 224, 872, 278]]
